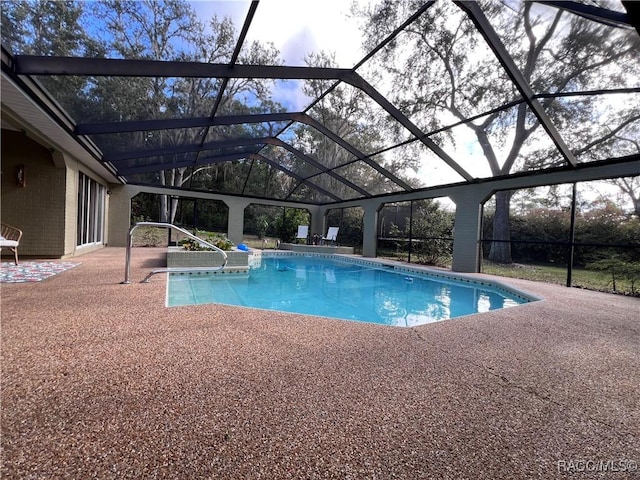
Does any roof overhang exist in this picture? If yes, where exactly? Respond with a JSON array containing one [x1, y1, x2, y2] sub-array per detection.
[[1, 52, 120, 184]]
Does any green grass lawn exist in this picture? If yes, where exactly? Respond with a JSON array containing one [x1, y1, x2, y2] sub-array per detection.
[[482, 261, 639, 296], [379, 250, 638, 296]]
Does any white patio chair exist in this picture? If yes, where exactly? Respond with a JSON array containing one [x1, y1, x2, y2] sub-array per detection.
[[322, 226, 339, 246], [296, 225, 309, 244]]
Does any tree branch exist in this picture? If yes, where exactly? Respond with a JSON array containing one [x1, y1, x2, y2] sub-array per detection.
[[541, 43, 638, 103], [574, 114, 640, 156], [498, 98, 543, 176], [405, 25, 458, 111], [475, 128, 501, 175], [523, 4, 563, 80]]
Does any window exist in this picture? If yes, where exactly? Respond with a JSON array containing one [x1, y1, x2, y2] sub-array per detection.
[[77, 172, 105, 247]]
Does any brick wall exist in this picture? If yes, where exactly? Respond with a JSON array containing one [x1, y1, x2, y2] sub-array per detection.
[[1, 130, 66, 257]]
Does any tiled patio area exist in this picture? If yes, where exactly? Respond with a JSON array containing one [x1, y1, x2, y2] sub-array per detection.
[[2, 247, 638, 479]]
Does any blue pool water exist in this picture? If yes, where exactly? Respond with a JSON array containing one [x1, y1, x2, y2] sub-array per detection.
[[167, 254, 531, 327]]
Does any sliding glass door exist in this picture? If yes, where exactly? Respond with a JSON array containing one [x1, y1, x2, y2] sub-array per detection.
[[77, 172, 106, 247]]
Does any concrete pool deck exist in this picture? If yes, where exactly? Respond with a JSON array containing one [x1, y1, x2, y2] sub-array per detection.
[[2, 247, 639, 479]]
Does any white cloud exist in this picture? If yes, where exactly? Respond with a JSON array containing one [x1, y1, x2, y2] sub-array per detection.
[[189, 0, 365, 67], [246, 0, 365, 67]]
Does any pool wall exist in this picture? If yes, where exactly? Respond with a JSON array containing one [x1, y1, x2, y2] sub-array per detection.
[[166, 246, 250, 273]]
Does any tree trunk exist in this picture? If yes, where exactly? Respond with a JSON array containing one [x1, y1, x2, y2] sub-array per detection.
[[488, 190, 513, 264], [169, 169, 184, 224], [159, 194, 169, 223], [157, 169, 185, 224]]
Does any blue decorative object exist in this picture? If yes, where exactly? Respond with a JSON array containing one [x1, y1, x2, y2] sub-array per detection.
[[237, 243, 250, 251]]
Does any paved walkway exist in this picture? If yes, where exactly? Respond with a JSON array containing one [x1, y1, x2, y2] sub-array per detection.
[[2, 247, 638, 479]]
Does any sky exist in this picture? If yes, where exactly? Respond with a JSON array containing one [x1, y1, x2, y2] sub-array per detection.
[[189, 0, 366, 111], [190, 0, 364, 67]]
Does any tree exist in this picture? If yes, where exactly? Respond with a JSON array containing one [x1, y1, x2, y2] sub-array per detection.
[[326, 206, 364, 249], [1, 0, 98, 56], [607, 176, 640, 217], [274, 208, 310, 243], [87, 0, 283, 223], [377, 199, 454, 265], [411, 198, 454, 266], [91, 0, 204, 223], [357, 0, 640, 263], [1, 0, 104, 118], [4, 0, 288, 224]]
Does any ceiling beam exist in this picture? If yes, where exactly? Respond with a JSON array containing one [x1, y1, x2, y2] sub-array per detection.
[[104, 137, 266, 162], [622, 1, 640, 35], [266, 137, 371, 197], [536, 1, 633, 29], [15, 53, 466, 191], [13, 55, 354, 80], [298, 114, 414, 191], [75, 112, 298, 135], [78, 111, 410, 192], [191, 0, 259, 179], [119, 152, 249, 175], [247, 153, 342, 202]]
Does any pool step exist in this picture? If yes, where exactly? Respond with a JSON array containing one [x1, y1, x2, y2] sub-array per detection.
[[142, 265, 249, 283], [187, 274, 247, 305]]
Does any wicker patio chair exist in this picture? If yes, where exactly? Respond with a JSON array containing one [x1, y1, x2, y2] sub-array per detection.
[[1, 223, 22, 265]]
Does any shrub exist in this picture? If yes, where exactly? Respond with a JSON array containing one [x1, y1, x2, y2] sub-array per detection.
[[179, 236, 234, 251]]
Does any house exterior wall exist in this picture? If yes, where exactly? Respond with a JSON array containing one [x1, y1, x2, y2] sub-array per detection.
[[1, 129, 110, 259], [1, 129, 67, 257], [107, 185, 139, 248]]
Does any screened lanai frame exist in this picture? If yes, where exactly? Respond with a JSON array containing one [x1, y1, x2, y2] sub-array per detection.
[[1, 0, 639, 207]]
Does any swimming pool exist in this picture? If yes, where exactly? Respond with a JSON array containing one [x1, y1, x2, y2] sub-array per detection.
[[167, 253, 535, 327]]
